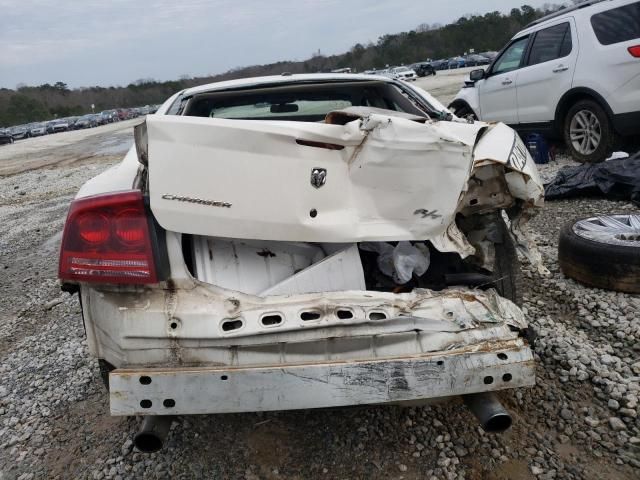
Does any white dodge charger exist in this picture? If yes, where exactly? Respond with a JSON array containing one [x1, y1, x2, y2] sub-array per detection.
[[58, 73, 544, 452]]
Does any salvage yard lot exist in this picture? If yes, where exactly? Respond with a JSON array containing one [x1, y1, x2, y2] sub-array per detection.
[[0, 74, 638, 480]]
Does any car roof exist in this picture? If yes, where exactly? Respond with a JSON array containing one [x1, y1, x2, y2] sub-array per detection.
[[182, 73, 396, 97], [520, 0, 613, 34]]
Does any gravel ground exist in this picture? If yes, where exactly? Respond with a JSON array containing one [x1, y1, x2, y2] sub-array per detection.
[[0, 117, 639, 479]]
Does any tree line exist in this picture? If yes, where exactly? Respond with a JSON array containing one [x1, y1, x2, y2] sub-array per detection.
[[0, 4, 561, 127]]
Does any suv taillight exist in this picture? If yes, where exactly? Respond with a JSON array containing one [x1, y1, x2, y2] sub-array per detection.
[[58, 190, 158, 284], [629, 45, 640, 57]]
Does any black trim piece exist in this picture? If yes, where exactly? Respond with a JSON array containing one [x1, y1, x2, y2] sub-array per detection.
[[612, 111, 640, 136], [143, 196, 170, 282]]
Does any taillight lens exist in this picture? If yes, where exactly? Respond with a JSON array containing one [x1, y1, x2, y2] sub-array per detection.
[[629, 45, 640, 57], [58, 190, 158, 284]]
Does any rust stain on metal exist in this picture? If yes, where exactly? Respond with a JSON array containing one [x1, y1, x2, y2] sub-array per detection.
[[164, 279, 182, 365]]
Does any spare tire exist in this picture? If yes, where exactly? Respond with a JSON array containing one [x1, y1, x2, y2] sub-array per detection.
[[558, 214, 640, 293]]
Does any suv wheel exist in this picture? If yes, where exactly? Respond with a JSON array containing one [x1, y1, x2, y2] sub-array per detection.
[[564, 99, 613, 163]]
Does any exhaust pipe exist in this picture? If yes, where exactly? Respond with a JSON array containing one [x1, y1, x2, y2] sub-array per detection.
[[134, 416, 174, 453], [463, 393, 512, 433]]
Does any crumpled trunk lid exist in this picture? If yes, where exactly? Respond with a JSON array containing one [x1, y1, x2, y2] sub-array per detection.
[[145, 113, 484, 242]]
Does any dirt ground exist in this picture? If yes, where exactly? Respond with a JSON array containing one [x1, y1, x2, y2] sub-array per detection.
[[0, 80, 638, 480], [0, 119, 137, 176]]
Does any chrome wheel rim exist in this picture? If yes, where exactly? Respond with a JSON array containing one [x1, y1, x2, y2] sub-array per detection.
[[573, 214, 640, 247], [569, 109, 601, 155]]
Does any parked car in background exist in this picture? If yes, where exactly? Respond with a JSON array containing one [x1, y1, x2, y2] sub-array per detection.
[[478, 51, 499, 60], [99, 111, 113, 124], [10, 125, 28, 139], [430, 59, 449, 70], [389, 66, 417, 81], [464, 54, 491, 66], [28, 122, 48, 137], [0, 128, 14, 145], [448, 57, 466, 69], [93, 113, 105, 126], [47, 119, 70, 134], [117, 109, 131, 121], [450, 0, 640, 163], [413, 62, 436, 77], [59, 73, 543, 452], [74, 114, 99, 129]]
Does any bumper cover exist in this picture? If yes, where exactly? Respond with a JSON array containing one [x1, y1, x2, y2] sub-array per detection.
[[109, 339, 534, 415]]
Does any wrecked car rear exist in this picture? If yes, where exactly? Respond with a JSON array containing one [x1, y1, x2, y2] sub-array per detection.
[[58, 74, 543, 450]]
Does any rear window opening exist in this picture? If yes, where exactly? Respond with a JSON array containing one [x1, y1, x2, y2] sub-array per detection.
[[183, 81, 430, 122]]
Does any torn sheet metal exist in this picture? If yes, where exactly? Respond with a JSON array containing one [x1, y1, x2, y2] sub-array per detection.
[[472, 122, 544, 207], [471, 123, 547, 273], [145, 112, 545, 272], [83, 281, 529, 366], [147, 113, 484, 242]]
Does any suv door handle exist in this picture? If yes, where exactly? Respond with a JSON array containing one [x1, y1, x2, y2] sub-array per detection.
[[501, 78, 513, 85], [553, 65, 569, 73]]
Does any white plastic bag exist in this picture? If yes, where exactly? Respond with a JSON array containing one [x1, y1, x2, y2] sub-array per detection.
[[360, 241, 430, 284]]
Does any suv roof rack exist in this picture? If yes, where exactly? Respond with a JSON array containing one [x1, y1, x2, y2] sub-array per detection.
[[525, 0, 607, 28]]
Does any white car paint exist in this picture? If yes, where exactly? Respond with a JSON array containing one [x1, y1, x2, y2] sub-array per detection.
[[63, 74, 543, 418], [146, 113, 481, 243]]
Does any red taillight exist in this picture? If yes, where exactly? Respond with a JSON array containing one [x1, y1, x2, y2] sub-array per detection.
[[58, 190, 158, 284], [629, 45, 640, 57]]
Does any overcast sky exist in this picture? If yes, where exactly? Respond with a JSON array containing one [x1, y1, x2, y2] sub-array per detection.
[[0, 0, 552, 89]]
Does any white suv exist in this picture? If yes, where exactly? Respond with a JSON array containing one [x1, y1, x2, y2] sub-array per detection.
[[449, 0, 640, 163], [388, 66, 418, 81]]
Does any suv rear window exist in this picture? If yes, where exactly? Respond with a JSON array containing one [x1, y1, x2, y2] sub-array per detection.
[[528, 22, 572, 65], [591, 1, 640, 45]]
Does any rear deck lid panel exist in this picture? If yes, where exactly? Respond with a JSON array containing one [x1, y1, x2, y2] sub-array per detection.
[[147, 114, 481, 242]]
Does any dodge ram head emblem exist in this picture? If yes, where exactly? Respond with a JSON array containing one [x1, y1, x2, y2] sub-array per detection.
[[310, 168, 327, 188]]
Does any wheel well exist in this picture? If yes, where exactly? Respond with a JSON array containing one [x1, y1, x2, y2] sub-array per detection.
[[448, 99, 468, 109], [555, 88, 613, 134], [448, 99, 475, 116]]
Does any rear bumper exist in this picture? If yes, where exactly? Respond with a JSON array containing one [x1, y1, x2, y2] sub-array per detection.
[[109, 339, 534, 415], [612, 111, 640, 136], [81, 280, 536, 415]]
